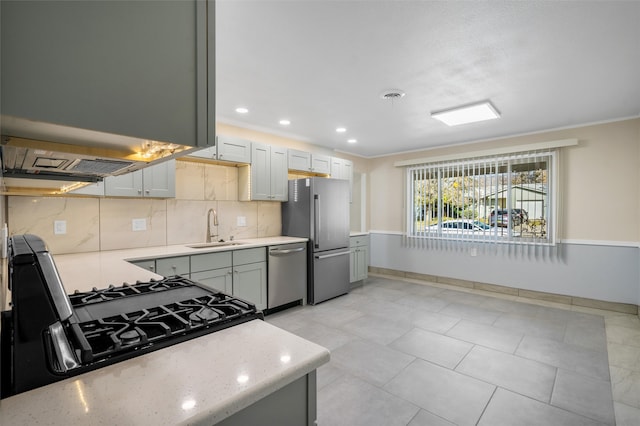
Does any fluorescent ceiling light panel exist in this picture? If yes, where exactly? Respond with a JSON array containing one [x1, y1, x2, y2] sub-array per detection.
[[431, 101, 500, 126]]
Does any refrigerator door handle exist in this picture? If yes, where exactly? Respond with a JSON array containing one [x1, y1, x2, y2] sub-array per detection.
[[314, 194, 320, 249], [314, 250, 350, 260]]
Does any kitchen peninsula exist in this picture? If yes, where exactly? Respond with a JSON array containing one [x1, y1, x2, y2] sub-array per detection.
[[0, 236, 329, 425]]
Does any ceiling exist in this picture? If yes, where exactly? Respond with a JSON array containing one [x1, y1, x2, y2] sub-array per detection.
[[215, 1, 640, 158]]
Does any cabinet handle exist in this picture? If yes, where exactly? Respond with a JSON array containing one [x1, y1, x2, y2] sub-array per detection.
[[219, 154, 223, 159], [149, 265, 155, 271], [145, 190, 150, 194]]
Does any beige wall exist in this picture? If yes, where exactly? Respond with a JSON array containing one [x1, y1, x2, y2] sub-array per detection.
[[7, 162, 282, 254], [367, 118, 640, 242]]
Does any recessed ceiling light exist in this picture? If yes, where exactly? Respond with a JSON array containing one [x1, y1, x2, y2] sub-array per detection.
[[431, 101, 500, 126], [235, 107, 249, 114], [279, 119, 291, 126], [347, 139, 357, 144], [336, 127, 347, 133]]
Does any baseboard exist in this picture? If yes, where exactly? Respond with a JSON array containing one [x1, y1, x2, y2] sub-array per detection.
[[368, 266, 639, 315]]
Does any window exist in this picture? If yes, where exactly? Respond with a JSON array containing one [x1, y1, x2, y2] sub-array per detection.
[[407, 150, 555, 245]]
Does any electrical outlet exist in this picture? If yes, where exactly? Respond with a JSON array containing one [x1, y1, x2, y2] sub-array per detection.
[[54, 220, 67, 235], [132, 218, 147, 231], [237, 216, 247, 227]]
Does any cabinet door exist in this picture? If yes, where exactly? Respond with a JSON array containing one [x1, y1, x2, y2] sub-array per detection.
[[250, 142, 271, 201], [311, 155, 331, 174], [104, 170, 144, 197], [355, 246, 368, 281], [217, 136, 252, 163], [288, 149, 311, 172], [270, 146, 289, 201], [192, 268, 233, 294], [233, 262, 267, 310], [349, 247, 358, 283], [1, 1, 209, 148], [142, 160, 176, 198]]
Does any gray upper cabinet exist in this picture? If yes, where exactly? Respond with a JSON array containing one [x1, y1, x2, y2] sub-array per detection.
[[239, 142, 288, 201], [288, 149, 311, 172], [0, 0, 214, 148], [331, 157, 354, 201], [105, 160, 176, 198], [288, 149, 331, 175], [312, 155, 332, 175], [217, 136, 252, 163], [188, 136, 252, 164]]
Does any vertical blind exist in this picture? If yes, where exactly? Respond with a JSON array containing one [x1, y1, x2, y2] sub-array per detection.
[[405, 149, 557, 253]]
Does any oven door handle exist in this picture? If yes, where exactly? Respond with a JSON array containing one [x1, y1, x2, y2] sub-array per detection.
[[49, 322, 81, 372]]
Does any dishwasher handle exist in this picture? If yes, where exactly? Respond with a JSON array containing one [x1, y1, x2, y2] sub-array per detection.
[[269, 247, 306, 256]]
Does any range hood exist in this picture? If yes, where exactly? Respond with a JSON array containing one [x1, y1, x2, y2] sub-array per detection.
[[1, 116, 199, 194]]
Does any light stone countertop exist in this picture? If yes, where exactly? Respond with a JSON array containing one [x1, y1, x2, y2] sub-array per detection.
[[0, 319, 330, 425], [350, 231, 369, 237], [0, 236, 328, 424], [53, 236, 308, 293]]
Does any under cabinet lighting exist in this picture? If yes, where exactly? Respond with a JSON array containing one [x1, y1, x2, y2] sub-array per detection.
[[431, 101, 500, 126]]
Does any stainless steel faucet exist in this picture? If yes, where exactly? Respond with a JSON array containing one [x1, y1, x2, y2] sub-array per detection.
[[206, 208, 219, 243]]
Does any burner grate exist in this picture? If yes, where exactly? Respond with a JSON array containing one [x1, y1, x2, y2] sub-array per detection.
[[74, 292, 259, 362], [69, 276, 194, 307]]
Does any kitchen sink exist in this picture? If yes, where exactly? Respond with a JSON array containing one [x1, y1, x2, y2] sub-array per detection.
[[186, 241, 245, 249]]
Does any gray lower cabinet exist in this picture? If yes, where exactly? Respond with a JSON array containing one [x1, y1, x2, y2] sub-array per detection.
[[216, 371, 317, 426], [232, 248, 267, 310], [130, 259, 156, 274], [133, 248, 267, 310], [350, 235, 369, 283], [155, 255, 190, 278], [190, 251, 233, 294]]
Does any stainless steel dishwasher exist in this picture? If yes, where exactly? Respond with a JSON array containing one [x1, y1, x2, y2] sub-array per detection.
[[268, 242, 307, 309]]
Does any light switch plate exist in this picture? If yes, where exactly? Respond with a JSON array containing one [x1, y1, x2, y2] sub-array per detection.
[[54, 220, 67, 235], [237, 216, 247, 227], [132, 218, 147, 231]]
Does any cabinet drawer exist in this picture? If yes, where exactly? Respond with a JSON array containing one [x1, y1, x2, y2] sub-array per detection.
[[233, 247, 266, 265], [155, 256, 190, 277], [350, 235, 369, 248], [190, 251, 232, 273], [130, 259, 156, 273]]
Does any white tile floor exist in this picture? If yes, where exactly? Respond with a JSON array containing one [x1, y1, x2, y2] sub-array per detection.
[[266, 273, 640, 426]]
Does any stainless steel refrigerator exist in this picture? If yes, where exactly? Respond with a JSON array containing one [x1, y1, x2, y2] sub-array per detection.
[[281, 178, 350, 304]]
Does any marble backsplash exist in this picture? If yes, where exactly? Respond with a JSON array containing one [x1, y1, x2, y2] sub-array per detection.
[[7, 161, 282, 254]]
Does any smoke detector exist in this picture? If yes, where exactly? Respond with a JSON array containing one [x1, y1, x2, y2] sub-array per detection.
[[379, 89, 406, 100]]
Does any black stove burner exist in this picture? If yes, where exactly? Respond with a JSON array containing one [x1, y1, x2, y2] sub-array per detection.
[[72, 292, 260, 363], [69, 276, 193, 307]]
